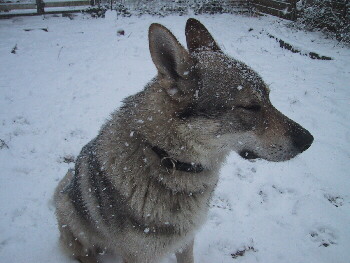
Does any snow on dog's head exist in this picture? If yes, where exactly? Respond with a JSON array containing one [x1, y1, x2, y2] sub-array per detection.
[[148, 18, 313, 165]]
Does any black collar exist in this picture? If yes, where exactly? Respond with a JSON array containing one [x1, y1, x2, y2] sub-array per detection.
[[151, 145, 204, 173]]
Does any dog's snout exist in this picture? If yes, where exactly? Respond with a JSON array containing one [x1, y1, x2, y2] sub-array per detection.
[[289, 123, 314, 152], [295, 133, 313, 152]]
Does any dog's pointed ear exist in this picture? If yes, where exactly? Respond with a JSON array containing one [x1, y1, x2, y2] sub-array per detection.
[[185, 18, 221, 53], [149, 23, 192, 80]]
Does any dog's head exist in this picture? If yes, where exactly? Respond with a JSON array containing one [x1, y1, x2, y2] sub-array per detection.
[[148, 18, 313, 162]]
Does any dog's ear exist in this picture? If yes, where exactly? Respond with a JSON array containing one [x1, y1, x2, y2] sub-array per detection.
[[185, 18, 221, 53], [149, 23, 192, 80]]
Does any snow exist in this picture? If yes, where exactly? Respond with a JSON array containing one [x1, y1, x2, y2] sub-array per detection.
[[1, 11, 350, 263]]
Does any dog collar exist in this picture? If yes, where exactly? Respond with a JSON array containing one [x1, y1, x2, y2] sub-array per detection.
[[151, 146, 204, 173]]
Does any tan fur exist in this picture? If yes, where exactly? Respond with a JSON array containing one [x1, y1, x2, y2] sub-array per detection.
[[54, 19, 313, 263]]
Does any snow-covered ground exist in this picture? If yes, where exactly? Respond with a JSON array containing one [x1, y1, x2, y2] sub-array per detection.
[[0, 12, 349, 263]]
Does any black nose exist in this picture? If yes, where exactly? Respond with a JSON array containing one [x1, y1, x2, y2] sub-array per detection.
[[239, 150, 259, 160], [290, 123, 314, 152]]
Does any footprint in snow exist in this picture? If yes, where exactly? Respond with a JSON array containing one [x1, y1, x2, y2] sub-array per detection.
[[258, 184, 296, 204], [236, 167, 257, 183], [272, 184, 296, 195], [324, 194, 344, 207], [0, 139, 9, 150], [12, 116, 30, 125], [0, 238, 11, 252], [210, 196, 233, 211], [310, 226, 337, 247], [231, 245, 257, 259], [57, 154, 75, 164]]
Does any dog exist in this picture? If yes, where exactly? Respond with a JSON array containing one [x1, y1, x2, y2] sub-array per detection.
[[54, 18, 313, 263]]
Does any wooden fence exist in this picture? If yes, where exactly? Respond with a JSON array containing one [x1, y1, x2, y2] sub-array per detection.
[[0, 0, 98, 17], [228, 0, 252, 13], [251, 0, 297, 20]]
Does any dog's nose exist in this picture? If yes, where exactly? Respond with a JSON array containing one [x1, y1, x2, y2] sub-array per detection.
[[290, 124, 314, 152]]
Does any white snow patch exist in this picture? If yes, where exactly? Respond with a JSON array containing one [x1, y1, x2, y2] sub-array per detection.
[[0, 12, 349, 263]]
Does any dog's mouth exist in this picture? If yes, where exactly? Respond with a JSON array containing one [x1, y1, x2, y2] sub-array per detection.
[[239, 150, 259, 160]]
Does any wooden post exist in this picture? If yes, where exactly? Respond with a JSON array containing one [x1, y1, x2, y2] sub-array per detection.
[[36, 0, 44, 14]]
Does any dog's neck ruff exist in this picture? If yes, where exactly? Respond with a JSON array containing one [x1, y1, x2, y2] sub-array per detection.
[[151, 145, 204, 173]]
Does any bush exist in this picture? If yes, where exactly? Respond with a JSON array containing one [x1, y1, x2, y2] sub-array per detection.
[[83, 5, 108, 18], [296, 0, 349, 43]]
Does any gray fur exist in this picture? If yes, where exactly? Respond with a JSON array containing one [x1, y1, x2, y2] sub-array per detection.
[[54, 18, 313, 263]]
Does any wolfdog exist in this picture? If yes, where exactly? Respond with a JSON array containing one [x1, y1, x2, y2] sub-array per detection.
[[54, 18, 313, 263]]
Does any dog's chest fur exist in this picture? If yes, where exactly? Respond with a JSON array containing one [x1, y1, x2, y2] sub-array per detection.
[[91, 90, 220, 238]]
